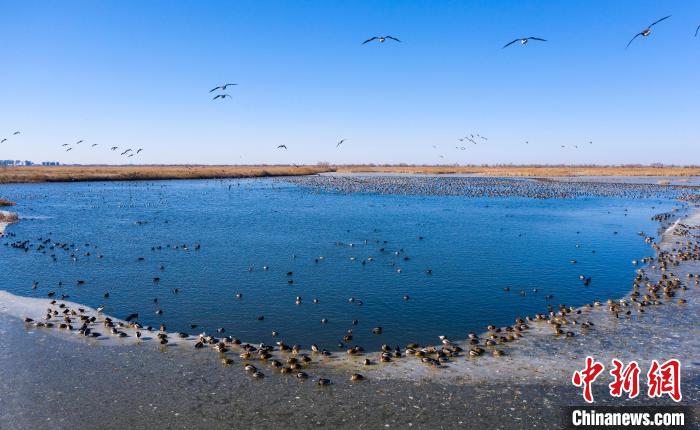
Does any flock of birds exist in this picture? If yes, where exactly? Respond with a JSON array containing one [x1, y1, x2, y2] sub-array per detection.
[[4, 16, 695, 164], [59, 139, 145, 158], [1, 131, 145, 160], [0, 131, 21, 145], [6, 199, 699, 385], [205, 15, 692, 159]]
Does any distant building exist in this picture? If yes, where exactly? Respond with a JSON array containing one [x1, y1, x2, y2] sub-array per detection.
[[0, 160, 59, 166]]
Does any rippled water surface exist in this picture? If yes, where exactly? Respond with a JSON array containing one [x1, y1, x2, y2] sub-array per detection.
[[0, 177, 686, 350]]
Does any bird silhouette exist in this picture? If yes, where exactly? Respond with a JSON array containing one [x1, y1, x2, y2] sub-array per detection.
[[12, 131, 20, 135], [627, 16, 671, 48], [277, 145, 288, 150], [110, 146, 118, 151], [210, 84, 237, 92], [503, 37, 546, 48], [336, 139, 346, 148], [212, 94, 232, 100], [137, 148, 144, 154], [363, 36, 401, 44]]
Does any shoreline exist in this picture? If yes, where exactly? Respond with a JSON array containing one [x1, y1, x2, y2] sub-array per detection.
[[2, 165, 700, 184], [1, 205, 699, 386]]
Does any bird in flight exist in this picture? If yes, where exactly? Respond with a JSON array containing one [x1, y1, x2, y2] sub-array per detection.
[[277, 144, 288, 150], [503, 37, 547, 48], [61, 143, 69, 147], [212, 94, 233, 100], [137, 148, 144, 154], [1, 138, 7, 143], [128, 154, 134, 157], [121, 149, 132, 155], [91, 143, 98, 147], [626, 16, 671, 48], [110, 146, 118, 151], [210, 84, 237, 92], [363, 36, 401, 44], [66, 147, 73, 151], [76, 140, 84, 144], [336, 139, 346, 148], [695, 25, 699, 37], [12, 131, 20, 135]]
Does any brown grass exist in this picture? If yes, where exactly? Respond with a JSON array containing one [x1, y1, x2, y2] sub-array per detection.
[[1, 165, 699, 184], [333, 165, 700, 177], [0, 165, 332, 184], [0, 198, 15, 206]]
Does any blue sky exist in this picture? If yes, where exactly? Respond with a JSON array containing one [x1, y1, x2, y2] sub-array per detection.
[[0, 0, 698, 165]]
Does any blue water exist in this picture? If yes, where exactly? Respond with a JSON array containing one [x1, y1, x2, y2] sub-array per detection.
[[0, 178, 680, 351]]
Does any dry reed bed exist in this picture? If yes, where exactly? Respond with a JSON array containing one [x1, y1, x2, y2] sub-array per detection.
[[0, 165, 330, 184], [2, 165, 700, 184]]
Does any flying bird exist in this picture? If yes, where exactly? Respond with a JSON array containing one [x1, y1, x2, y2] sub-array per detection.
[[128, 154, 134, 157], [277, 145, 288, 150], [121, 149, 132, 155], [12, 131, 20, 135], [61, 143, 69, 147], [1, 139, 7, 143], [336, 139, 346, 148], [91, 143, 98, 147], [626, 16, 671, 48], [210, 84, 237, 92], [212, 94, 233, 100], [503, 37, 547, 48], [110, 146, 118, 151], [66, 147, 73, 151], [363, 36, 401, 44], [76, 140, 84, 144], [137, 148, 143, 154], [695, 25, 699, 37]]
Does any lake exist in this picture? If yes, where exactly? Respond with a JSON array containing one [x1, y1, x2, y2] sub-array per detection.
[[0, 177, 688, 351]]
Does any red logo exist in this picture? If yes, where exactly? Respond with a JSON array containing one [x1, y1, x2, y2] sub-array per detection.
[[572, 358, 682, 403], [609, 359, 640, 399], [647, 359, 682, 402], [572, 356, 605, 403]]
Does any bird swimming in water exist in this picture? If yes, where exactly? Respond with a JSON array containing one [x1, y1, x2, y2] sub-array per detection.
[[626, 15, 671, 48], [363, 36, 400, 44], [503, 37, 547, 48]]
